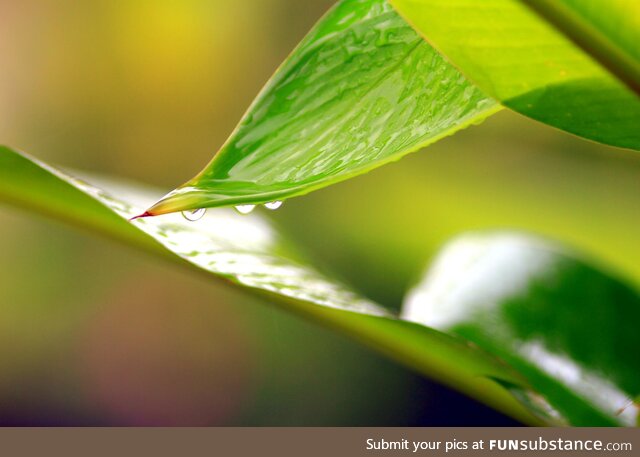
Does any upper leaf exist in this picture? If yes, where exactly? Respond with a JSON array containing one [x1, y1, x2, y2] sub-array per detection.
[[391, 0, 640, 150], [142, 0, 497, 216]]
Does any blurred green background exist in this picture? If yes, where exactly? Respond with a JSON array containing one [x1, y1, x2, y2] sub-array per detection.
[[1, 0, 639, 426]]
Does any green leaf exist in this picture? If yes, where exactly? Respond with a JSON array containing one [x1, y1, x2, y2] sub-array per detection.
[[4, 146, 640, 425], [142, 0, 498, 216], [403, 233, 640, 426], [391, 0, 640, 150], [0, 146, 548, 426]]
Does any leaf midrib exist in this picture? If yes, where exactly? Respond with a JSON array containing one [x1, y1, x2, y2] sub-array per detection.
[[519, 0, 640, 97]]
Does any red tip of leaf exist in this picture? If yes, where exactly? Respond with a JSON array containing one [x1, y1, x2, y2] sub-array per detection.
[[129, 211, 153, 221]]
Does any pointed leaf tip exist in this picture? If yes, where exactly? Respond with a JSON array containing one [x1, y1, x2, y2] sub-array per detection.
[[129, 211, 153, 221]]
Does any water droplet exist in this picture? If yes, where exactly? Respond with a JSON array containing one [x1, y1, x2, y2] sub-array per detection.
[[182, 208, 206, 221], [264, 201, 283, 210], [234, 204, 255, 215]]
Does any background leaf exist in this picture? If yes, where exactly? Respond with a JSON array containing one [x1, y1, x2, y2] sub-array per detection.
[[3, 146, 640, 425], [391, 0, 640, 150], [403, 233, 640, 426], [143, 0, 498, 216]]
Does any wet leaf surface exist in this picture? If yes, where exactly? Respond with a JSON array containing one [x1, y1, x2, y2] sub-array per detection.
[[143, 0, 497, 216], [391, 0, 640, 150]]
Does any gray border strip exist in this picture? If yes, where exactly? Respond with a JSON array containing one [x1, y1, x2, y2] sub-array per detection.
[[0, 427, 638, 456]]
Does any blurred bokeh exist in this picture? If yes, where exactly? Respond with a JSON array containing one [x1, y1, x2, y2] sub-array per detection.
[[1, 0, 640, 426]]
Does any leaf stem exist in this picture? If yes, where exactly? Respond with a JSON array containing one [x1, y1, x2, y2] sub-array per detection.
[[520, 0, 640, 97]]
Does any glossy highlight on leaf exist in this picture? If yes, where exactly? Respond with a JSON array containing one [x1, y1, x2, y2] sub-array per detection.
[[391, 0, 640, 150], [143, 0, 498, 216]]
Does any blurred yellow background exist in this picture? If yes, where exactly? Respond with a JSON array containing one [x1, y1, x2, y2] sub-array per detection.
[[1, 0, 640, 425]]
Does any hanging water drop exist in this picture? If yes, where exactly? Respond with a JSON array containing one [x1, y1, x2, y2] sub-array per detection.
[[264, 201, 283, 210], [182, 208, 206, 221], [234, 204, 256, 215]]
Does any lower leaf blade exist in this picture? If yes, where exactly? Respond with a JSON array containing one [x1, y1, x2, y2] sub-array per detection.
[[0, 145, 544, 425]]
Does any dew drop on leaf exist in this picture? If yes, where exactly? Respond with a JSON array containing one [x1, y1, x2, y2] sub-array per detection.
[[234, 204, 256, 215], [181, 208, 206, 221], [264, 201, 283, 210]]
